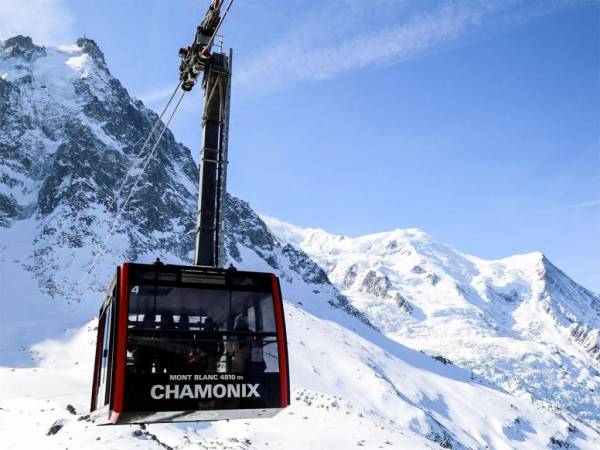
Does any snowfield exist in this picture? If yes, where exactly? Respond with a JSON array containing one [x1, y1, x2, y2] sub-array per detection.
[[2, 297, 599, 450]]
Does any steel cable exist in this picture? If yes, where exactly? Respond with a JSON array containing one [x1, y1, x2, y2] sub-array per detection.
[[202, 0, 236, 55], [103, 81, 182, 218], [78, 90, 186, 287]]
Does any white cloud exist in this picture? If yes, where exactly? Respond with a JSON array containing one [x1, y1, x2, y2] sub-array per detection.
[[135, 83, 203, 117], [233, 1, 557, 97], [565, 200, 600, 209], [0, 0, 74, 45], [136, 85, 180, 104]]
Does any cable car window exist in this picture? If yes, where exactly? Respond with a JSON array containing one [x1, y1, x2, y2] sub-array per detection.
[[230, 291, 276, 333], [126, 285, 279, 375], [98, 303, 112, 406]]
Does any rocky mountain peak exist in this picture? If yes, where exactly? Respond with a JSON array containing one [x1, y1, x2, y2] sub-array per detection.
[[1, 35, 45, 61], [0, 36, 197, 296], [75, 37, 106, 65]]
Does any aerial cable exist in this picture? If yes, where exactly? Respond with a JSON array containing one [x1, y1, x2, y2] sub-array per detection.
[[79, 90, 187, 285], [73, 81, 181, 292], [84, 89, 186, 277], [78, 0, 236, 286], [103, 81, 182, 218]]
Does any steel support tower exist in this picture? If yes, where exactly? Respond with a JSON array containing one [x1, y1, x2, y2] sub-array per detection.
[[194, 50, 232, 267], [178, 1, 233, 268]]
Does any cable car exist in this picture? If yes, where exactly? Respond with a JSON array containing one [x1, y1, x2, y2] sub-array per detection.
[[90, 262, 290, 424], [90, 1, 290, 425]]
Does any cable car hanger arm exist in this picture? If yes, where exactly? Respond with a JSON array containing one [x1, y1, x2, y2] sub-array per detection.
[[178, 0, 235, 92]]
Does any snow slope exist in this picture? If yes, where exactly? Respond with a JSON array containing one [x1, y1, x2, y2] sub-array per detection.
[[264, 217, 600, 432], [2, 299, 599, 449]]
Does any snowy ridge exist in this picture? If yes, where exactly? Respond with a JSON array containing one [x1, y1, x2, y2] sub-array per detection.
[[0, 35, 599, 448], [263, 216, 600, 431]]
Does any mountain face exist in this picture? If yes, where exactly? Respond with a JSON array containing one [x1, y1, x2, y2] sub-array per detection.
[[1, 35, 599, 449], [264, 218, 600, 431], [0, 35, 198, 300]]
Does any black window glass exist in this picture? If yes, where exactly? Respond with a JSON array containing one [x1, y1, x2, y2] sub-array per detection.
[[231, 290, 276, 333], [128, 286, 276, 333], [126, 285, 279, 375]]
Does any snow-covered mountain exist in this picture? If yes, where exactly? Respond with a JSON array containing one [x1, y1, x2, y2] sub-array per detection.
[[264, 217, 600, 431], [0, 34, 197, 297], [1, 35, 599, 449]]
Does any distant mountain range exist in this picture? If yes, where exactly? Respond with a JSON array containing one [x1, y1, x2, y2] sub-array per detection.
[[265, 217, 600, 430]]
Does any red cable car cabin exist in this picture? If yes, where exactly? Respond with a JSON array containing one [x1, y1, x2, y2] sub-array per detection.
[[90, 262, 290, 424]]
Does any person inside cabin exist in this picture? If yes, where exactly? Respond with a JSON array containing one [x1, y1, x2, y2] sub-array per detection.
[[174, 314, 199, 372], [199, 315, 222, 372], [247, 335, 267, 374], [178, 314, 190, 331], [154, 313, 178, 372], [226, 313, 250, 373], [180, 314, 223, 373], [130, 314, 157, 372], [132, 345, 154, 373]]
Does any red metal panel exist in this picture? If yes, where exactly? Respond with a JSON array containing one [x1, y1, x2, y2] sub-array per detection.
[[111, 263, 130, 423], [271, 274, 290, 408]]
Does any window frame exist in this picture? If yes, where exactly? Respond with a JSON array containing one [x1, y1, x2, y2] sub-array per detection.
[[91, 273, 118, 411]]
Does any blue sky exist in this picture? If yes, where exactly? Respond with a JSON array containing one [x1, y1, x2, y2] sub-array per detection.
[[0, 0, 598, 291]]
